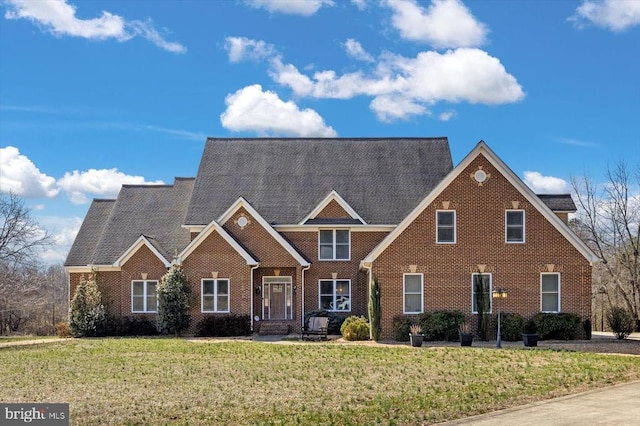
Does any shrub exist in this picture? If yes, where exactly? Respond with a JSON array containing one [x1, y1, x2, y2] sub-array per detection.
[[368, 277, 381, 341], [418, 310, 465, 341], [69, 272, 106, 337], [523, 318, 538, 334], [583, 318, 592, 340], [56, 322, 72, 338], [499, 313, 524, 341], [157, 264, 191, 337], [196, 314, 251, 337], [103, 316, 159, 336], [304, 310, 345, 335], [392, 315, 411, 341], [533, 313, 581, 340], [340, 316, 370, 341], [606, 306, 634, 340]]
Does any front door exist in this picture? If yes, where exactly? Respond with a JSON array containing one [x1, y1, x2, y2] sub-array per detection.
[[263, 277, 292, 320]]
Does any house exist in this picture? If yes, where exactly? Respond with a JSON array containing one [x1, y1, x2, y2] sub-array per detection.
[[65, 138, 598, 338]]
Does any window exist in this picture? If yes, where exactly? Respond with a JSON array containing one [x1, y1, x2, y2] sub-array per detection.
[[319, 280, 351, 311], [506, 210, 525, 243], [202, 279, 230, 313], [436, 210, 456, 243], [471, 273, 492, 313], [403, 274, 423, 314], [319, 229, 350, 260], [541, 273, 560, 313], [131, 280, 158, 313]]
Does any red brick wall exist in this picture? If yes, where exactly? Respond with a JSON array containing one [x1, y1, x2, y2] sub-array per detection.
[[315, 199, 353, 218], [372, 154, 592, 339]]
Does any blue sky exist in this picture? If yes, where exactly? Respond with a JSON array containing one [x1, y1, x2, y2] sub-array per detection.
[[1, 0, 639, 264]]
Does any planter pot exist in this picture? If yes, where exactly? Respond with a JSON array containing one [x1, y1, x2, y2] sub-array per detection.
[[410, 334, 424, 347], [522, 333, 539, 347], [459, 333, 474, 347]]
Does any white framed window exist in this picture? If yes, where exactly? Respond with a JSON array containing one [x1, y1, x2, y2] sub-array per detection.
[[505, 210, 525, 243], [541, 273, 560, 313], [403, 274, 423, 314], [471, 273, 492, 314], [318, 229, 350, 260], [202, 279, 230, 313], [436, 210, 456, 244], [318, 279, 351, 311], [131, 280, 158, 313]]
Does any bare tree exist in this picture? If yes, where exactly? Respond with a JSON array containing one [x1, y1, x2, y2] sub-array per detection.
[[571, 161, 640, 329]]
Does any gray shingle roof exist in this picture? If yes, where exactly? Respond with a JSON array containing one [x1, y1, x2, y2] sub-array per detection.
[[537, 194, 577, 212], [65, 178, 195, 266], [185, 138, 453, 225]]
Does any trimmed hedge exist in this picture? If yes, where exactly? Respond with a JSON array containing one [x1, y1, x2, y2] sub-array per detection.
[[103, 315, 159, 336], [392, 315, 412, 342], [304, 310, 345, 335], [499, 313, 525, 341], [417, 310, 465, 341], [533, 313, 581, 340], [196, 314, 251, 337]]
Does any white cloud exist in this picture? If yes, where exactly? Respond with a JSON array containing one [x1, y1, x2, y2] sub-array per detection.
[[569, 0, 640, 32], [344, 39, 374, 62], [351, 0, 368, 10], [385, 0, 488, 48], [0, 146, 59, 198], [220, 84, 337, 137], [244, 0, 334, 16], [4, 0, 185, 53], [57, 168, 164, 204], [524, 171, 570, 194], [438, 110, 456, 121], [269, 48, 524, 121], [37, 215, 83, 264], [225, 37, 276, 63]]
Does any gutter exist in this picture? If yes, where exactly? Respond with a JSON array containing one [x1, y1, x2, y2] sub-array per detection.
[[301, 264, 311, 330]]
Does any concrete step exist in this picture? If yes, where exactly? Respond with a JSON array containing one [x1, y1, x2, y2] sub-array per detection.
[[258, 322, 290, 336]]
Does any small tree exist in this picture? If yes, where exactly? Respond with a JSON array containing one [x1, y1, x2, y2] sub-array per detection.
[[474, 273, 491, 340], [69, 272, 105, 337], [368, 276, 381, 341], [607, 306, 635, 340], [157, 263, 190, 336]]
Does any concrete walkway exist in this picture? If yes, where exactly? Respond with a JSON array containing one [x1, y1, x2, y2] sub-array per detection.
[[441, 380, 640, 425]]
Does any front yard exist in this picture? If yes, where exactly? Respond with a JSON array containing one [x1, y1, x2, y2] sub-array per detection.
[[1, 338, 639, 425]]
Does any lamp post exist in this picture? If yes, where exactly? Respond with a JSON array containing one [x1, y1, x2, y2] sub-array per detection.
[[492, 288, 507, 348]]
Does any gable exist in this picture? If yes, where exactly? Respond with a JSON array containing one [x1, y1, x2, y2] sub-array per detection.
[[301, 190, 365, 225], [363, 141, 599, 265], [179, 218, 257, 265]]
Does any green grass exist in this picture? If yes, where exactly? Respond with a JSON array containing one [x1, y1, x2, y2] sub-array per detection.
[[1, 338, 639, 425]]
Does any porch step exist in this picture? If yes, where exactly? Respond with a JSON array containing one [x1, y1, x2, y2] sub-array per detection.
[[258, 322, 290, 336]]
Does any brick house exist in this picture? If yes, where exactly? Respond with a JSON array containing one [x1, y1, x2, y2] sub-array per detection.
[[65, 138, 597, 338]]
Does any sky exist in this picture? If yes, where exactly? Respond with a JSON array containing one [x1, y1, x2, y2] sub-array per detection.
[[1, 0, 639, 265]]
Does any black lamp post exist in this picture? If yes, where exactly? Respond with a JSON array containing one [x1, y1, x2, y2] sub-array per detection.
[[492, 288, 507, 348]]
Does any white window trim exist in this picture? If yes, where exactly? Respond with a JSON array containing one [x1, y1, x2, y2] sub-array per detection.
[[540, 273, 561, 313], [318, 229, 351, 261], [318, 279, 351, 312], [471, 273, 492, 314], [436, 210, 456, 244], [201, 278, 230, 313], [505, 210, 526, 244], [403, 273, 424, 314], [131, 280, 158, 313]]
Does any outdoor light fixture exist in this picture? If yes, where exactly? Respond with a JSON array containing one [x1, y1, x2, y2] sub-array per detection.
[[492, 288, 508, 348], [255, 286, 261, 295]]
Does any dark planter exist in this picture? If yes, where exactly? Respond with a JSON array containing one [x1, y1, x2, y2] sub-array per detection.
[[460, 333, 474, 346], [410, 334, 424, 347], [522, 333, 539, 347]]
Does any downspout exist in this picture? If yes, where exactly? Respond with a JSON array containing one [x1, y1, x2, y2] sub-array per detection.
[[250, 263, 260, 332], [301, 264, 311, 330], [360, 261, 373, 339]]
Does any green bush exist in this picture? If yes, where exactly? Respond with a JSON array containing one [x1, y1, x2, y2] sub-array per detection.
[[103, 315, 159, 336], [69, 273, 106, 337], [392, 315, 411, 341], [583, 318, 592, 340], [196, 314, 251, 337], [340, 316, 370, 341], [157, 264, 191, 337], [533, 313, 581, 340], [417, 310, 465, 341], [304, 310, 345, 335], [606, 306, 634, 340], [368, 277, 381, 341], [499, 313, 524, 341]]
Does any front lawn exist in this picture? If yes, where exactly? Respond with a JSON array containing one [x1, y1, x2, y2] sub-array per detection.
[[1, 338, 639, 425]]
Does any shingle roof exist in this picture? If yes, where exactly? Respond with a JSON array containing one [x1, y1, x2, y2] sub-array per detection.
[[65, 199, 115, 266], [537, 194, 577, 212], [64, 178, 195, 266], [185, 138, 453, 225]]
